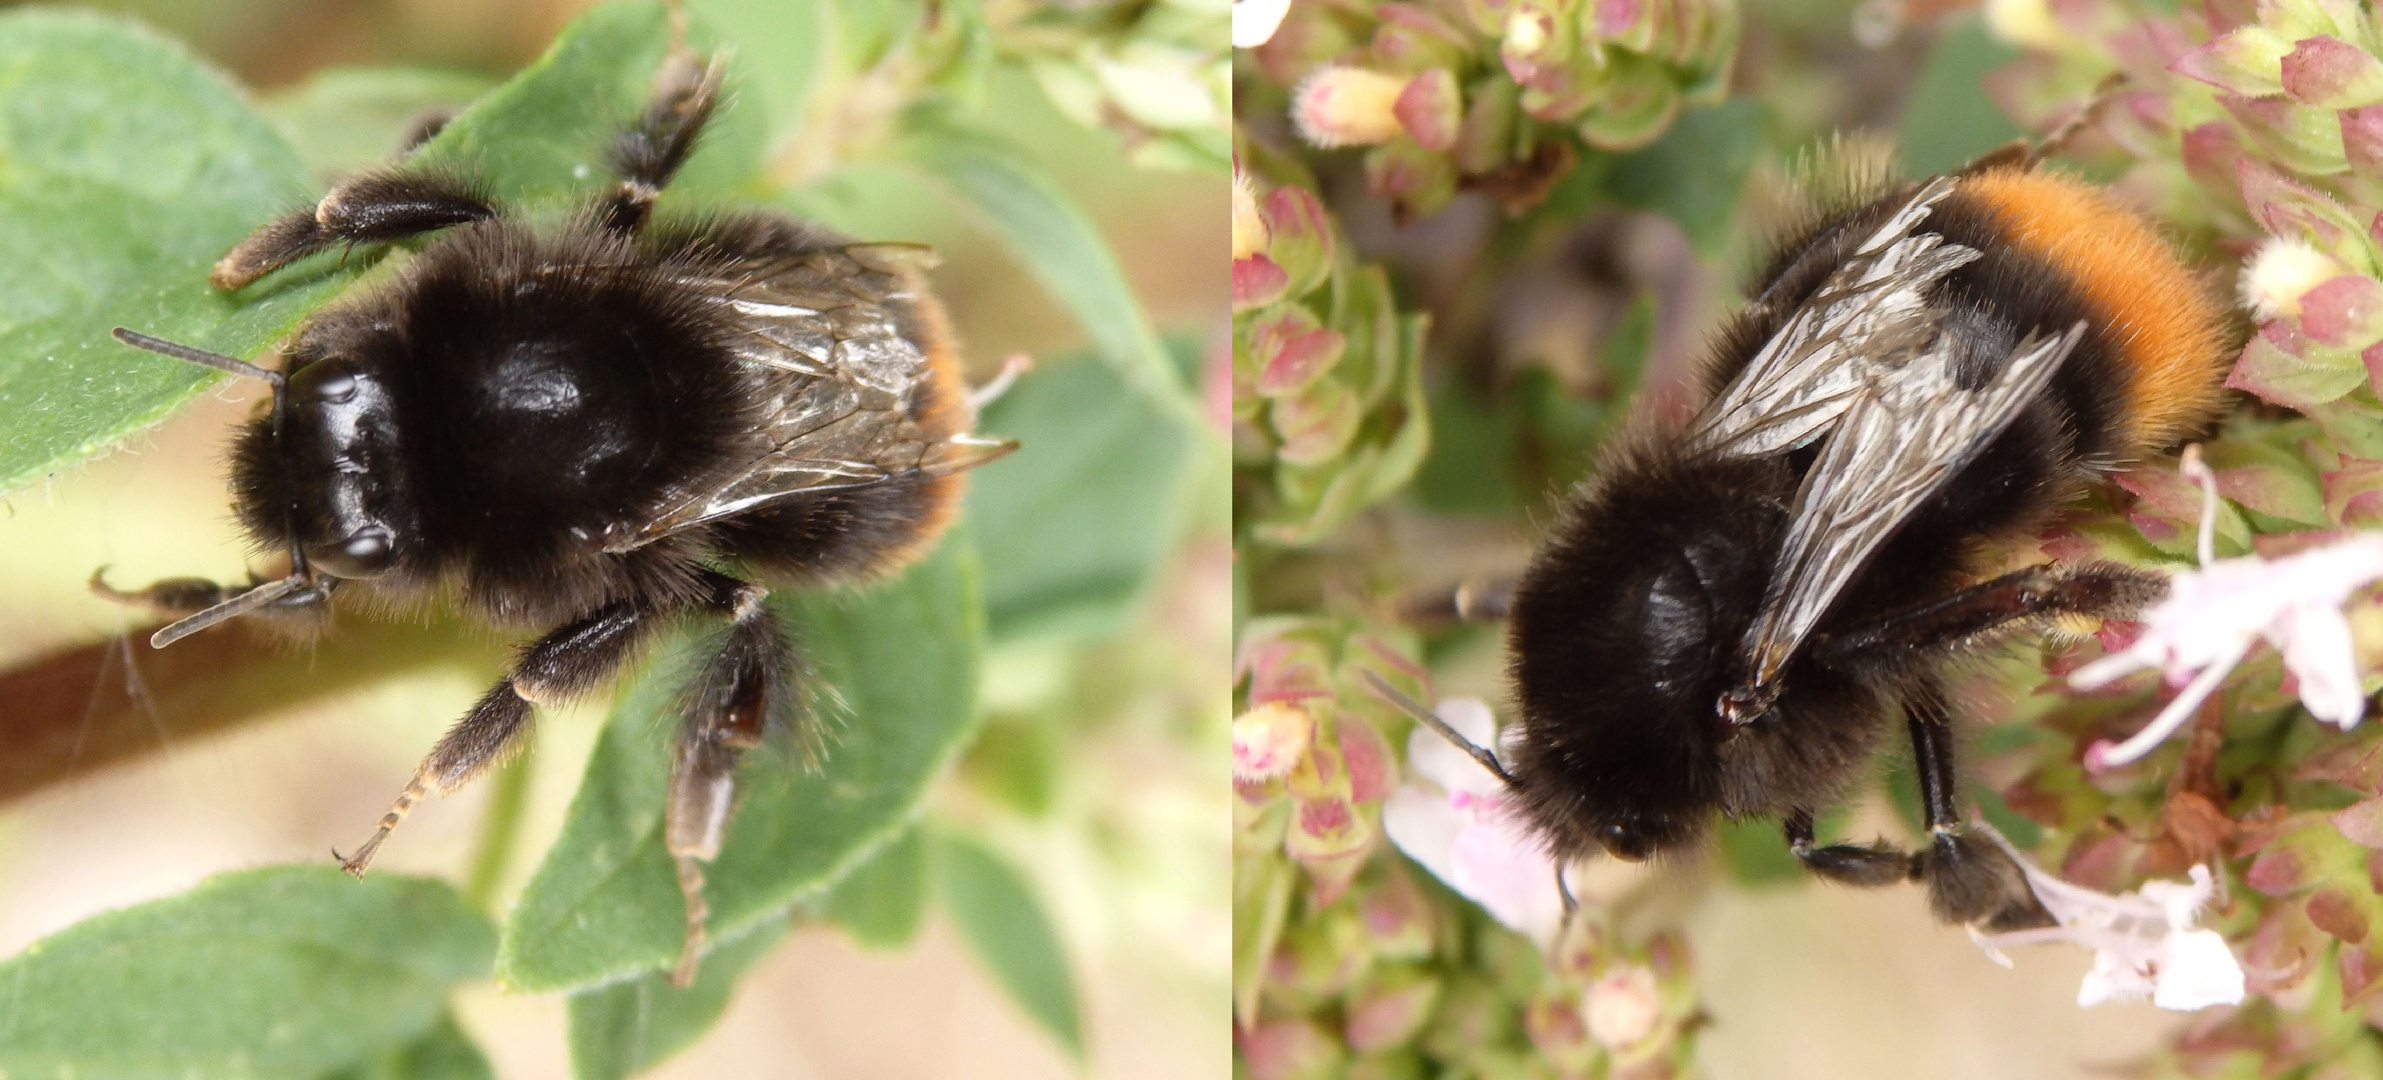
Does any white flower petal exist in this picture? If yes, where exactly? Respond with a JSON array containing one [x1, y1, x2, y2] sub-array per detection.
[[1407, 698, 1507, 797], [2077, 949, 2152, 1007], [1447, 810, 1564, 943], [2152, 929, 2246, 1011], [1233, 0, 1292, 48], [1382, 784, 1464, 889], [2278, 602, 2368, 728]]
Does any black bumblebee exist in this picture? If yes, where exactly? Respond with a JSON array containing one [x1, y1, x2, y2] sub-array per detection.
[[103, 49, 1011, 981], [1393, 134, 2235, 929]]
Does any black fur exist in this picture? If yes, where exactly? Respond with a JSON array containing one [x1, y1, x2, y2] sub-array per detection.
[[1503, 166, 2203, 928]]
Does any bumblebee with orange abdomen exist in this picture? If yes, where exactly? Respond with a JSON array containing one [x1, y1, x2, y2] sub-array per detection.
[[98, 47, 1012, 984], [1449, 136, 2237, 929]]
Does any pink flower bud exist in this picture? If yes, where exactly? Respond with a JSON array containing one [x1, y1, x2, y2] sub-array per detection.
[[2334, 795, 2383, 848], [1593, 0, 1659, 53], [1238, 1018, 1345, 1080], [1343, 967, 1442, 1052], [1261, 185, 1335, 296], [2219, 92, 2347, 174], [2240, 160, 2361, 250], [2325, 459, 2383, 525], [1248, 307, 1348, 397], [1393, 68, 1462, 152], [1337, 715, 1397, 803], [1500, 5, 1566, 85], [1369, 4, 1472, 73], [1233, 702, 1316, 783], [1291, 66, 1410, 148], [2345, 105, 2383, 177], [2169, 25, 2292, 97], [1270, 378, 1362, 465], [1363, 142, 1458, 219], [1582, 964, 1663, 1050], [2282, 35, 2383, 107], [1234, 255, 1292, 313], [1358, 870, 1436, 959], [1240, 634, 1335, 706], [2298, 274, 2383, 348]]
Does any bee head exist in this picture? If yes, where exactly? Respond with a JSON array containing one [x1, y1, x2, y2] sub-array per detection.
[[1499, 454, 1797, 864], [230, 344, 417, 583]]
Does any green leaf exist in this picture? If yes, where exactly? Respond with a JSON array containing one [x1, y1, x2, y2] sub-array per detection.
[[823, 826, 931, 949], [501, 531, 984, 991], [895, 122, 1185, 410], [564, 918, 789, 1080], [968, 352, 1202, 640], [0, 8, 350, 497], [0, 866, 495, 1079], [406, 0, 764, 205], [684, 0, 828, 139], [934, 830, 1085, 1060], [1599, 99, 1765, 255], [1897, 15, 2024, 178], [322, 1012, 496, 1080], [263, 66, 500, 182]]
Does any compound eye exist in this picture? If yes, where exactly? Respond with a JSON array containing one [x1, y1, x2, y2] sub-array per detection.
[[308, 526, 396, 578], [1599, 822, 1654, 862], [291, 359, 359, 404]]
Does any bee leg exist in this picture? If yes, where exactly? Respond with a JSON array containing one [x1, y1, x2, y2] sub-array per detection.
[[212, 171, 496, 290], [1397, 576, 1518, 626], [1782, 808, 1911, 888], [1904, 687, 2057, 931], [337, 599, 655, 877], [599, 47, 727, 235], [1959, 72, 2130, 175], [665, 571, 790, 987], [1810, 562, 2166, 673]]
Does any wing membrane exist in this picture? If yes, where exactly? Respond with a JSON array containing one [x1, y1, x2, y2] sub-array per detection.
[[1689, 177, 1980, 459], [1736, 322, 2086, 689], [606, 245, 1009, 552]]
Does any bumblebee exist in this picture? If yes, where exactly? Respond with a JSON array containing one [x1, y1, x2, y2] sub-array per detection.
[[1451, 133, 2235, 929], [103, 49, 1011, 981]]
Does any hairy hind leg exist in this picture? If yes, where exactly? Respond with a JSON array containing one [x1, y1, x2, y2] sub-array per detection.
[[664, 571, 793, 986]]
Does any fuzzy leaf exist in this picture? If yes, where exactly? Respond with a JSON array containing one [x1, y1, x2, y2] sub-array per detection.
[[0, 867, 495, 1078], [564, 918, 789, 1080], [823, 826, 931, 949], [0, 9, 350, 498], [406, 0, 764, 205], [895, 121, 1186, 411], [969, 351, 1205, 641], [262, 66, 499, 182], [323, 1012, 497, 1080], [935, 830, 1085, 1060], [500, 532, 983, 991]]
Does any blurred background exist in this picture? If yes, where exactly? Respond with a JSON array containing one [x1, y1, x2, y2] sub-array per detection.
[[0, 0, 1227, 1077]]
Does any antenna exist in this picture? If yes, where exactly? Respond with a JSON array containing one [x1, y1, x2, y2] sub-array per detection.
[[1358, 670, 1513, 785]]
